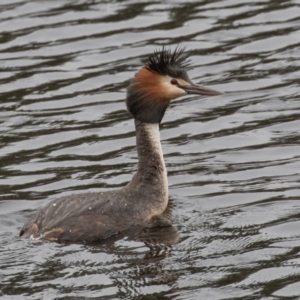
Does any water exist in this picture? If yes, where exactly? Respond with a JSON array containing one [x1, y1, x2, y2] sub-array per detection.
[[1, 0, 300, 299]]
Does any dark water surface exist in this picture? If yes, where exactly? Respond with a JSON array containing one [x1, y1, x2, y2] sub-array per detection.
[[1, 0, 300, 299]]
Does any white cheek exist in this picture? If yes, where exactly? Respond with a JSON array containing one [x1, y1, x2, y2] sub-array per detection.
[[161, 80, 186, 98], [169, 84, 186, 98]]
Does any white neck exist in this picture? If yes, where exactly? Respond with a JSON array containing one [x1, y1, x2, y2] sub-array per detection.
[[128, 120, 168, 204], [141, 123, 166, 171]]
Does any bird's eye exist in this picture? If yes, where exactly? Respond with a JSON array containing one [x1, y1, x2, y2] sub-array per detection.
[[170, 79, 178, 85]]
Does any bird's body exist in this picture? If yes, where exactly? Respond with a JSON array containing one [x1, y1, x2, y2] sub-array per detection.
[[21, 121, 168, 242], [20, 48, 223, 243]]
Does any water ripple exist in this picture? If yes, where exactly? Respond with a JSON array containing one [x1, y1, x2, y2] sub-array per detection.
[[1, 0, 300, 299]]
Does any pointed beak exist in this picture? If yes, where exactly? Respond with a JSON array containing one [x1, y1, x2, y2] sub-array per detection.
[[181, 83, 224, 96]]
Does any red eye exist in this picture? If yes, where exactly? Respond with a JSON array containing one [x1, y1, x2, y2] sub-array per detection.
[[170, 79, 178, 85]]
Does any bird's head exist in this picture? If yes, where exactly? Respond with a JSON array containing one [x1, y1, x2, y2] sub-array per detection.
[[126, 47, 223, 124]]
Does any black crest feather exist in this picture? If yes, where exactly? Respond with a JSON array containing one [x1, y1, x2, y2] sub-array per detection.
[[145, 47, 191, 79]]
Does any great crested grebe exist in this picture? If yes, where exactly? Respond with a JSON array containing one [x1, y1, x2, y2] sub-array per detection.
[[20, 47, 223, 243]]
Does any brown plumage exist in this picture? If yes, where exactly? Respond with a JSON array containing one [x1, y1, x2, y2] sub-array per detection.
[[20, 47, 223, 243]]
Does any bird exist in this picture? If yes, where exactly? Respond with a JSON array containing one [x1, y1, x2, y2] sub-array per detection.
[[20, 47, 223, 243]]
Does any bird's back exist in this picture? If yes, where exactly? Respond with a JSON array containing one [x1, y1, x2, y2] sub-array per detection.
[[20, 189, 148, 242]]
